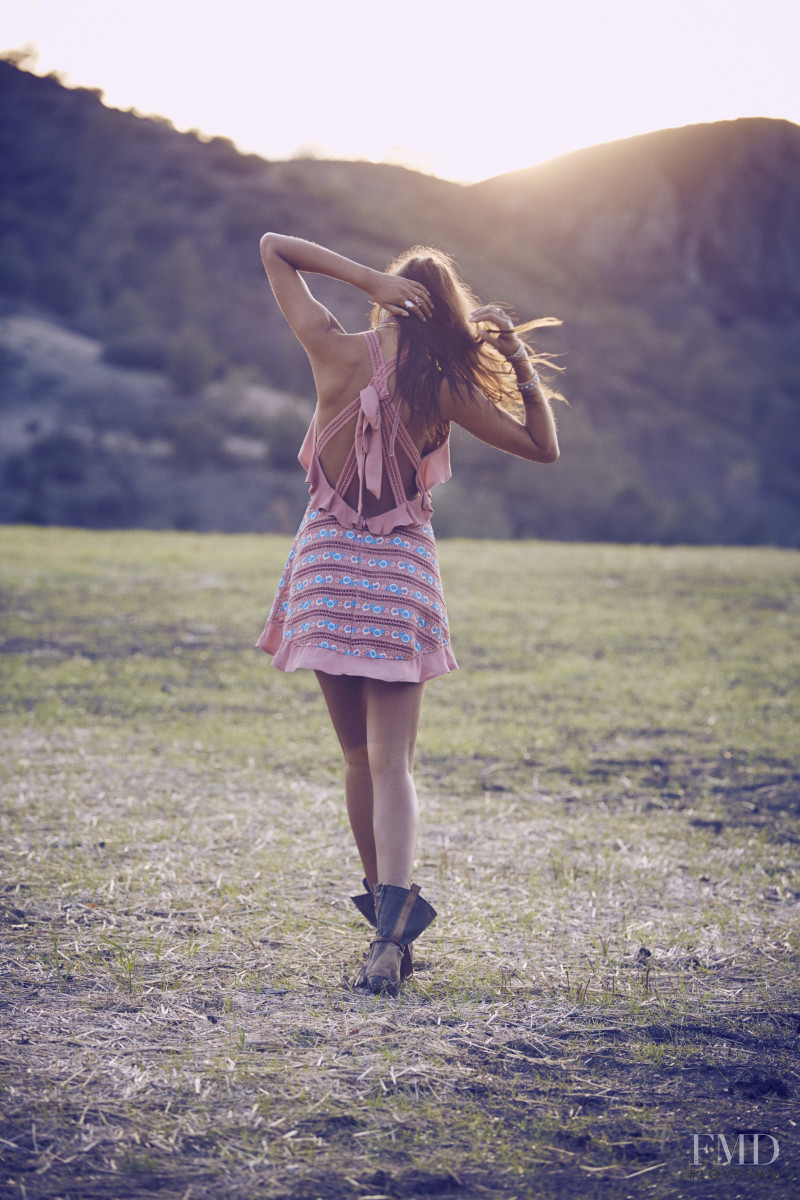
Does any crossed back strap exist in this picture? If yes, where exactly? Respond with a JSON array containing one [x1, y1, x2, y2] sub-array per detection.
[[315, 331, 424, 515]]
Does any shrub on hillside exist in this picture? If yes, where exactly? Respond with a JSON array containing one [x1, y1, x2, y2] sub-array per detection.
[[101, 290, 154, 339], [4, 433, 88, 487], [33, 258, 84, 316], [102, 331, 169, 371], [263, 410, 312, 470], [166, 326, 218, 396], [0, 232, 34, 299], [166, 413, 224, 470]]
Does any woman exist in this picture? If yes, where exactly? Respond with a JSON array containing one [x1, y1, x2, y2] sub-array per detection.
[[256, 235, 561, 995]]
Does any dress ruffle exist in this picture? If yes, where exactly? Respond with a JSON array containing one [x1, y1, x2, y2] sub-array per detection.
[[298, 409, 452, 537], [261, 637, 457, 682]]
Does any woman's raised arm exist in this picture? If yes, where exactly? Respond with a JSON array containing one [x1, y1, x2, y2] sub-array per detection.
[[259, 234, 431, 354], [447, 382, 560, 464], [447, 304, 560, 463]]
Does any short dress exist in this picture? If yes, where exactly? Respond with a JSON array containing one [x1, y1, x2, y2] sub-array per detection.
[[256, 330, 458, 682]]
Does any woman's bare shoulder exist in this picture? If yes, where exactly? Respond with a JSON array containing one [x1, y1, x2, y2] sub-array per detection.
[[312, 332, 374, 412], [308, 330, 370, 382]]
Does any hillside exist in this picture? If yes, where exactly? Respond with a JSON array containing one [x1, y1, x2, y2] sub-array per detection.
[[1, 58, 799, 543]]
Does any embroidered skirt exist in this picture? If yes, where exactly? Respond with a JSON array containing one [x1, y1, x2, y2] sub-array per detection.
[[257, 506, 457, 682]]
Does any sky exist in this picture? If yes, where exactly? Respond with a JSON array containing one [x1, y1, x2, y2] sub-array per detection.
[[3, 0, 799, 183]]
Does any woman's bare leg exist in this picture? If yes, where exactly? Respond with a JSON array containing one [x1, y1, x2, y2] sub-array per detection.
[[364, 679, 425, 887], [314, 671, 377, 885], [315, 672, 426, 889]]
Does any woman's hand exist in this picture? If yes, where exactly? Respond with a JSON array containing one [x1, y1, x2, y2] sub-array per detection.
[[369, 272, 433, 321], [471, 304, 523, 357]]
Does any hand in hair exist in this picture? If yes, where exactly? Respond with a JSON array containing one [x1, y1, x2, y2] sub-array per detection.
[[470, 305, 522, 357], [369, 273, 433, 322]]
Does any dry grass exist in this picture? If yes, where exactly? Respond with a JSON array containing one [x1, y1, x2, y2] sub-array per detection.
[[1, 527, 799, 1199]]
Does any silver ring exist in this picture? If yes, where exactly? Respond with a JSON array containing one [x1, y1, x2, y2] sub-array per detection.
[[404, 299, 415, 309]]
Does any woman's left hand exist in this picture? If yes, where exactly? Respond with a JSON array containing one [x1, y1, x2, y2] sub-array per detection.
[[369, 272, 432, 321], [471, 305, 522, 356]]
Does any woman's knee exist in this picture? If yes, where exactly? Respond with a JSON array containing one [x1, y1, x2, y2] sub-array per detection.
[[367, 745, 415, 784], [343, 742, 370, 770]]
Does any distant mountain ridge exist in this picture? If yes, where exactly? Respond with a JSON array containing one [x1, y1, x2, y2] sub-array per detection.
[[1, 59, 798, 543], [477, 117, 800, 324]]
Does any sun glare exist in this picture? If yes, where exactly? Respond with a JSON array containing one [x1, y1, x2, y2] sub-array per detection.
[[3, 0, 799, 183]]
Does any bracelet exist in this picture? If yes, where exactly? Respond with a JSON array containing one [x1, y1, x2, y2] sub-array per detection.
[[517, 372, 541, 393], [506, 342, 528, 362]]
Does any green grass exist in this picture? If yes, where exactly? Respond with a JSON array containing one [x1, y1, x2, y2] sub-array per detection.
[[1, 526, 798, 1199]]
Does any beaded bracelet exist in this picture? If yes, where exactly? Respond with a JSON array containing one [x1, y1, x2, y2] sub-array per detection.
[[517, 372, 541, 393], [506, 342, 529, 362]]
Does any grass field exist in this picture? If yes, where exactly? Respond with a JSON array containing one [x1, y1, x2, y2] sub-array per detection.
[[1, 526, 798, 1200]]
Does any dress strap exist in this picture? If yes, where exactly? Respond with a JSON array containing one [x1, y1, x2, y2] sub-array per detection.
[[317, 331, 392, 459], [364, 329, 384, 376], [392, 411, 422, 467], [316, 395, 359, 454], [363, 329, 397, 396]]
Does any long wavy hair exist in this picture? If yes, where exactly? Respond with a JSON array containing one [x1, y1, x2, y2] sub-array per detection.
[[370, 246, 563, 441]]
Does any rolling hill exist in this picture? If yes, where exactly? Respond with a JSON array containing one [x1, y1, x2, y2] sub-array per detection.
[[1, 57, 798, 543]]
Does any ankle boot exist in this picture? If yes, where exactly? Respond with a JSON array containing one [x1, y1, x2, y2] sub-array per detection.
[[350, 878, 377, 926], [354, 883, 436, 997], [350, 879, 413, 981]]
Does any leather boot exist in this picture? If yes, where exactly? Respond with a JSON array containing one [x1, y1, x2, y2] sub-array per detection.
[[350, 879, 414, 982], [354, 883, 436, 997], [350, 878, 377, 926]]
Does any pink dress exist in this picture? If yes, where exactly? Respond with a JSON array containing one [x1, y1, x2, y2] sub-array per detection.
[[257, 330, 458, 682]]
